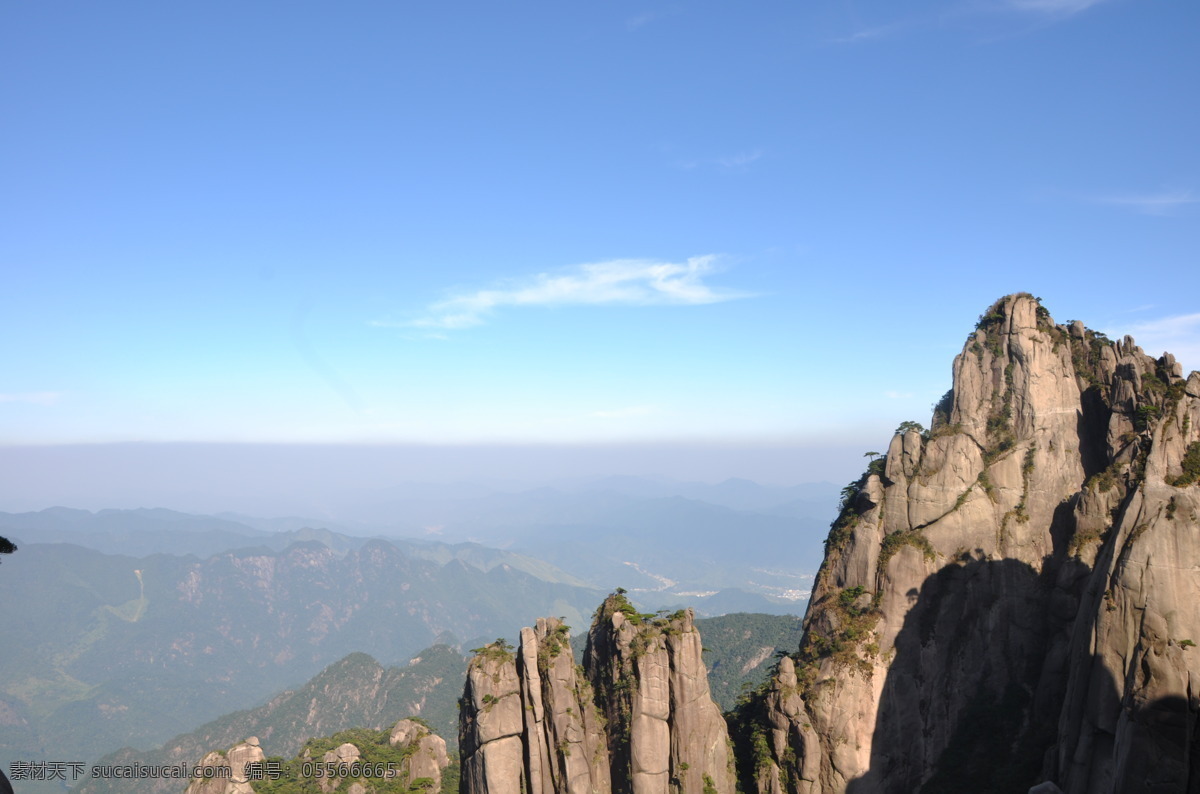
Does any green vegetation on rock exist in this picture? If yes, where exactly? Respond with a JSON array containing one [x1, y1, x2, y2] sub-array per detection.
[[240, 723, 457, 794], [469, 638, 515, 666], [1169, 441, 1200, 487], [75, 647, 468, 794]]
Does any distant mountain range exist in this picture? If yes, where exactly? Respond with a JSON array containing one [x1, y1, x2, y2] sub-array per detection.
[[331, 475, 840, 536], [2, 475, 837, 608], [0, 477, 833, 790], [0, 534, 604, 785], [73, 647, 467, 794]]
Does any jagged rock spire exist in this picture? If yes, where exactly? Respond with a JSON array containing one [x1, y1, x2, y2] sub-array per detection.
[[460, 597, 734, 794], [745, 294, 1200, 793]]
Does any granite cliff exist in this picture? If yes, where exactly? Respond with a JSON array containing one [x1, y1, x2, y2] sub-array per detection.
[[738, 294, 1199, 793], [459, 595, 734, 793]]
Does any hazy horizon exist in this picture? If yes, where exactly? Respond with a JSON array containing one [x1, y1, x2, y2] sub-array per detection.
[[0, 440, 856, 518]]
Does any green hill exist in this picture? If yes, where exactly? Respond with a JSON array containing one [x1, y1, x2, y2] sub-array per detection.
[[0, 537, 602, 784], [74, 647, 465, 794], [694, 612, 805, 712]]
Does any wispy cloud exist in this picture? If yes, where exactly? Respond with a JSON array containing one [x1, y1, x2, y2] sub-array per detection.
[[1008, 0, 1106, 15], [626, 7, 680, 30], [828, 0, 1103, 46], [0, 392, 63, 405], [715, 150, 764, 169], [833, 24, 899, 44], [1117, 313, 1200, 373], [1090, 189, 1199, 216], [377, 256, 751, 332], [884, 391, 914, 399]]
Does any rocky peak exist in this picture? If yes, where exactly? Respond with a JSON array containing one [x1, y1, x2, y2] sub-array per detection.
[[458, 637, 531, 793], [585, 593, 734, 794], [390, 718, 450, 785], [459, 614, 611, 794], [741, 293, 1200, 793], [460, 594, 734, 793]]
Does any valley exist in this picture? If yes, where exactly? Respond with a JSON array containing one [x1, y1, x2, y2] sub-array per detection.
[[0, 479, 826, 792]]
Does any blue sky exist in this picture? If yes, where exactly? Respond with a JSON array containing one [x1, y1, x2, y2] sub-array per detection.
[[2, 0, 1198, 490]]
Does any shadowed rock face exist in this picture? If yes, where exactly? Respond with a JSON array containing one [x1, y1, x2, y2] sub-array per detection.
[[460, 601, 733, 794], [745, 294, 1200, 794]]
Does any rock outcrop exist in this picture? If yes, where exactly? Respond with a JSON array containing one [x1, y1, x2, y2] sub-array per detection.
[[184, 738, 263, 794], [391, 718, 451, 785], [460, 600, 734, 793], [184, 719, 449, 793], [740, 294, 1200, 793]]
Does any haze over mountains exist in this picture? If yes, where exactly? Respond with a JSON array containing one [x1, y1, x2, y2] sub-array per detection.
[[0, 475, 830, 791], [1, 475, 836, 607]]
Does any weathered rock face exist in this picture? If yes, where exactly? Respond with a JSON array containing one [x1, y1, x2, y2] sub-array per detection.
[[585, 596, 735, 794], [460, 602, 733, 793], [184, 752, 236, 794], [459, 638, 530, 794], [520, 617, 613, 794], [184, 738, 263, 794], [744, 294, 1200, 793], [390, 718, 450, 786], [315, 741, 362, 794]]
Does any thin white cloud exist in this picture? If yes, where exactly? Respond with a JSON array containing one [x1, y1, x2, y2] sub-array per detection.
[[0, 392, 63, 405], [590, 406, 658, 419], [716, 150, 764, 169], [833, 24, 899, 44], [627, 8, 680, 30], [884, 391, 914, 399], [627, 12, 656, 29], [384, 256, 750, 331], [1008, 0, 1105, 13], [1116, 313, 1200, 374], [1091, 189, 1198, 216], [827, 1, 1101, 46], [1112, 304, 1156, 315]]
